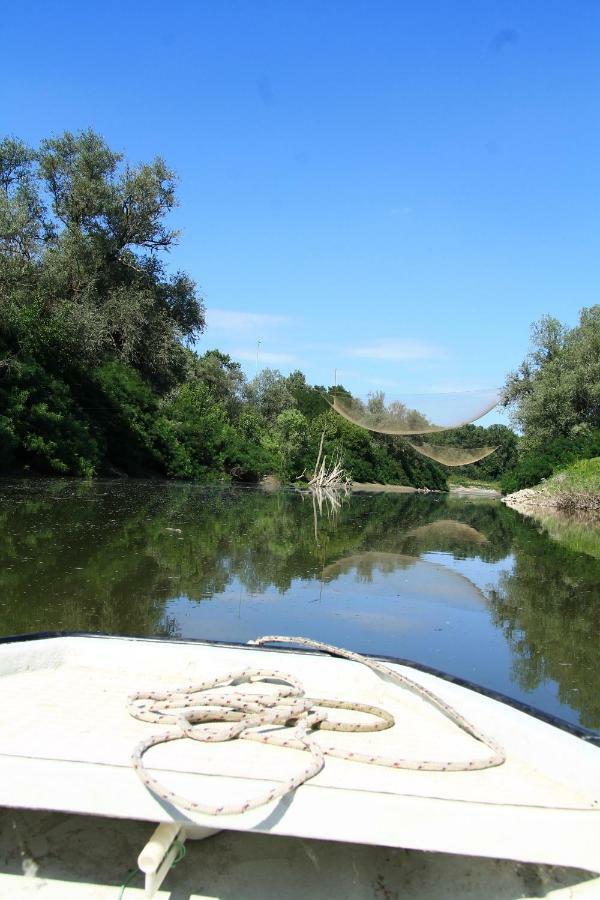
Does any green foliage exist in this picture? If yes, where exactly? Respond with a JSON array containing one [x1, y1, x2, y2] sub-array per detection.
[[0, 129, 205, 385], [285, 370, 330, 419], [271, 409, 310, 479], [503, 307, 600, 445], [0, 355, 99, 475], [243, 368, 297, 423], [542, 457, 600, 496], [90, 361, 166, 475], [160, 381, 233, 480], [190, 349, 245, 418], [499, 307, 600, 493], [0, 129, 447, 489], [223, 409, 276, 482], [500, 429, 600, 493], [307, 410, 447, 489], [427, 424, 518, 480]]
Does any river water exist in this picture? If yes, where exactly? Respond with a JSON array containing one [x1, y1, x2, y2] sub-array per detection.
[[1, 479, 599, 734]]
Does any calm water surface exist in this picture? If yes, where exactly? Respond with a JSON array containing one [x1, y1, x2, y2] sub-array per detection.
[[1, 480, 599, 734]]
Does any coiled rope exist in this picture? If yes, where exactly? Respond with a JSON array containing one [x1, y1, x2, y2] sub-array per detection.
[[128, 636, 505, 816]]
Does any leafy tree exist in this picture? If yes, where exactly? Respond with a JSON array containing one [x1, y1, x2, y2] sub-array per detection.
[[244, 368, 297, 423], [1, 129, 205, 384], [0, 130, 451, 489], [0, 137, 45, 265], [272, 409, 310, 479], [190, 349, 246, 418], [224, 409, 276, 481], [503, 307, 600, 446], [160, 381, 232, 480], [307, 410, 446, 488], [0, 355, 99, 476], [284, 370, 332, 420]]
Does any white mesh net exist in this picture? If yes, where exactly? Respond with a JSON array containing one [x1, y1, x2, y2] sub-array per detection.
[[331, 388, 500, 435], [327, 388, 499, 467], [405, 440, 498, 466]]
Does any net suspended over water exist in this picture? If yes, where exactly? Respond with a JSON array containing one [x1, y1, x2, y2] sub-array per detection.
[[329, 388, 500, 467], [331, 389, 499, 434], [405, 440, 497, 466]]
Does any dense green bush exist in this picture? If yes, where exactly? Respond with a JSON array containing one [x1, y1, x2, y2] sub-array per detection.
[[500, 429, 600, 493], [306, 411, 447, 489], [0, 355, 100, 476]]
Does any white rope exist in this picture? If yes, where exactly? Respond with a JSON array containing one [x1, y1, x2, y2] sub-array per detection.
[[128, 636, 505, 816]]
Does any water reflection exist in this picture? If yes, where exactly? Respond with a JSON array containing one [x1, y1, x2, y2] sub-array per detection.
[[407, 520, 489, 548], [321, 552, 488, 611], [0, 480, 598, 732]]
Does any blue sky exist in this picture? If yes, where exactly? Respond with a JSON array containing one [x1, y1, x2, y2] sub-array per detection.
[[3, 1, 599, 425]]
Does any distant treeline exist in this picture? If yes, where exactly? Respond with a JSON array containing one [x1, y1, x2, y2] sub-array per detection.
[[0, 130, 457, 488], [2, 130, 596, 491]]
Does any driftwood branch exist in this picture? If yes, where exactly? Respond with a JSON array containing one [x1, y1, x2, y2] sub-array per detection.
[[307, 431, 351, 493], [297, 431, 352, 543]]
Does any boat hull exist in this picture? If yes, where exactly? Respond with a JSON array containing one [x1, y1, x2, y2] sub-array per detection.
[[0, 634, 599, 875]]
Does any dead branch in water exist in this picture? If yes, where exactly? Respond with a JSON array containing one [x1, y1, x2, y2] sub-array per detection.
[[307, 430, 352, 493], [296, 431, 352, 543]]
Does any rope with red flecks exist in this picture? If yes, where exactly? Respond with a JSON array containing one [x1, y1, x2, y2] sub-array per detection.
[[128, 636, 505, 816]]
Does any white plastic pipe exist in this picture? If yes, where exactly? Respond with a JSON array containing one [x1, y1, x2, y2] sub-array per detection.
[[138, 822, 181, 874]]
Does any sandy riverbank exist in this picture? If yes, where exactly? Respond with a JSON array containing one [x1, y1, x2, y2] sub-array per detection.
[[449, 484, 501, 498], [351, 482, 419, 493], [351, 482, 501, 497]]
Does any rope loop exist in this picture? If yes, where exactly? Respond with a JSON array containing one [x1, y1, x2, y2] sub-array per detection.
[[129, 636, 505, 816]]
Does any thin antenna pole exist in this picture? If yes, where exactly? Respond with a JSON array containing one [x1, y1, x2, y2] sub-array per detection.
[[256, 339, 261, 373], [334, 368, 337, 387]]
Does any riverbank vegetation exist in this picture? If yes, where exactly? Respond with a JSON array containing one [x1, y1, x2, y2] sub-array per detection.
[[2, 131, 597, 494], [503, 458, 600, 516], [499, 307, 600, 499], [0, 130, 452, 488]]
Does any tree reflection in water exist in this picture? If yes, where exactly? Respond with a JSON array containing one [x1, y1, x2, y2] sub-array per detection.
[[0, 480, 598, 731]]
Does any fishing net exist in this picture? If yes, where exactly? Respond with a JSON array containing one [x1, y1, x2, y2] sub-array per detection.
[[405, 440, 497, 466], [320, 552, 488, 610], [328, 388, 500, 467], [331, 388, 499, 435], [407, 520, 489, 545]]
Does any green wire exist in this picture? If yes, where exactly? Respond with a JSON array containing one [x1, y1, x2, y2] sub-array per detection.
[[171, 840, 187, 866], [118, 838, 187, 896], [117, 868, 138, 899]]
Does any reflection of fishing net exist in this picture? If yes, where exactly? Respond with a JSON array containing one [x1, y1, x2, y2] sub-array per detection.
[[407, 520, 489, 545], [331, 389, 499, 435], [320, 552, 489, 610], [406, 441, 497, 466], [329, 388, 499, 467]]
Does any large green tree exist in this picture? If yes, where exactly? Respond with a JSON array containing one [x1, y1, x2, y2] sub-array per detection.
[[1, 130, 205, 383], [503, 307, 600, 446], [0, 130, 446, 489]]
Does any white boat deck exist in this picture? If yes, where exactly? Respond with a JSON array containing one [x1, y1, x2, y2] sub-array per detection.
[[1, 635, 599, 875]]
